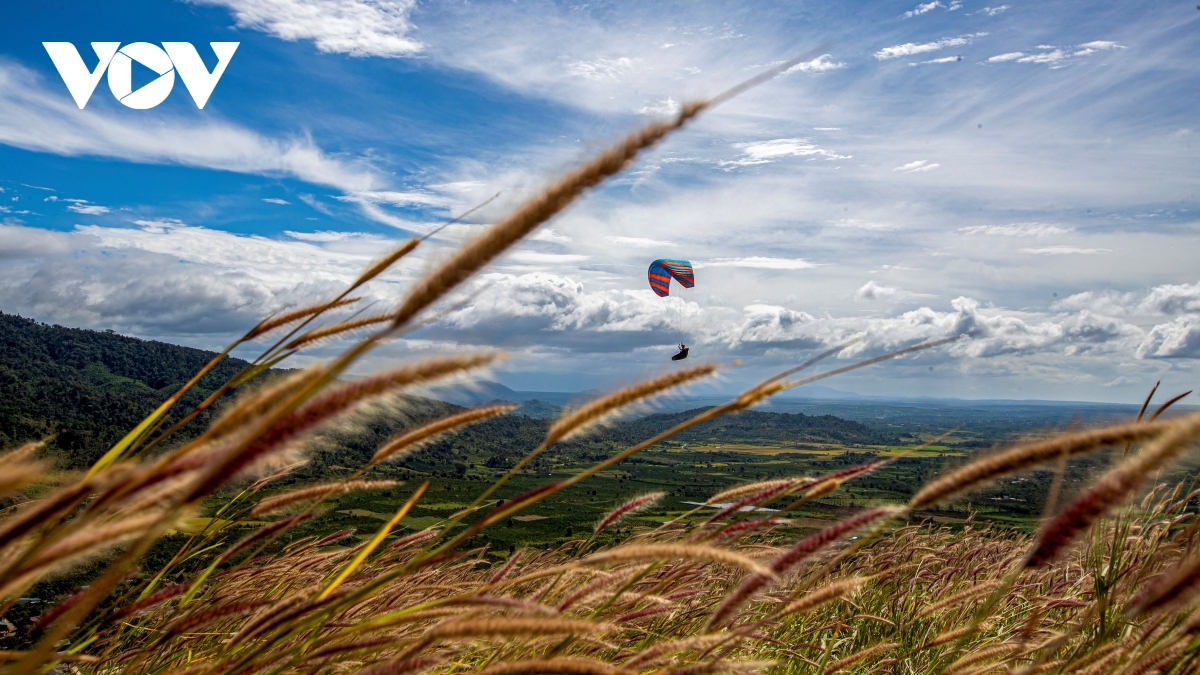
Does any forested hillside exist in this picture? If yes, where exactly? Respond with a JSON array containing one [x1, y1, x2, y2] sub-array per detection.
[[0, 313, 254, 467]]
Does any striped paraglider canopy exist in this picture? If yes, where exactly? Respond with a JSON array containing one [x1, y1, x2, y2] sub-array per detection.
[[647, 259, 695, 297]]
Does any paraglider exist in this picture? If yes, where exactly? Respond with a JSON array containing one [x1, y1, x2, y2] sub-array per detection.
[[648, 259, 695, 360], [647, 259, 694, 297]]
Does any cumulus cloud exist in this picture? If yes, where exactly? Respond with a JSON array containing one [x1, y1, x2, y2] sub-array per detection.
[[724, 139, 851, 167], [893, 160, 940, 173], [194, 0, 422, 57], [875, 33, 987, 60], [1138, 281, 1200, 315], [856, 281, 899, 300], [1055, 282, 1200, 318], [1138, 317, 1200, 359], [0, 222, 372, 336], [0, 63, 378, 192], [433, 272, 698, 351], [0, 224, 79, 259], [722, 296, 1137, 360], [959, 223, 1072, 237]]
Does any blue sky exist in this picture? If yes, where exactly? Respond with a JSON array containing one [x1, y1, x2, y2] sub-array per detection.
[[1, 0, 1198, 401]]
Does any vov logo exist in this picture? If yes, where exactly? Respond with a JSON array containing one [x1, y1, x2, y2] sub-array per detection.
[[43, 42, 239, 110]]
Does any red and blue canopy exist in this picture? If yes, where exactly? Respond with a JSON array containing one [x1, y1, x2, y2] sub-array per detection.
[[647, 258, 695, 297]]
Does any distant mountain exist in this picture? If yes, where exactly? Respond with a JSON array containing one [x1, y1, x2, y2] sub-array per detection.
[[429, 380, 600, 408], [0, 315, 899, 474]]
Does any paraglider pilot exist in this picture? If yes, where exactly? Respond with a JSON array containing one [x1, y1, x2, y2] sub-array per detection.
[[672, 343, 689, 361]]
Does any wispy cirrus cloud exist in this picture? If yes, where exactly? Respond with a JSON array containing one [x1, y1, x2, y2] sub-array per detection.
[[903, 1, 942, 19], [874, 33, 987, 60], [0, 63, 379, 192], [723, 139, 850, 167], [1022, 246, 1111, 255], [699, 257, 817, 270], [565, 57, 637, 81], [985, 41, 1125, 66], [65, 200, 110, 215], [975, 5, 1010, 16], [893, 159, 940, 173], [192, 0, 422, 57], [959, 223, 1073, 237], [605, 236, 676, 247]]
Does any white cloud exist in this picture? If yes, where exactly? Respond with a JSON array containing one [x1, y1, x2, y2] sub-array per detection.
[[565, 57, 637, 81], [1078, 41, 1124, 51], [785, 54, 847, 74], [893, 160, 940, 173], [959, 223, 1073, 237], [531, 228, 572, 244], [722, 296, 1139, 360], [856, 281, 899, 300], [0, 224, 79, 259], [912, 56, 963, 65], [1137, 282, 1200, 315], [1018, 50, 1068, 65], [635, 97, 680, 116], [701, 257, 817, 270], [831, 219, 896, 231], [605, 236, 676, 247], [988, 41, 1125, 67], [284, 230, 367, 242], [724, 138, 850, 167], [66, 203, 110, 215], [0, 63, 378, 192], [336, 190, 451, 208], [903, 1, 942, 19], [0, 222, 390, 336], [263, 198, 290, 205], [875, 33, 987, 60], [194, 0, 422, 57], [1055, 282, 1200, 318], [1137, 317, 1200, 359], [978, 6, 1010, 16], [1022, 246, 1111, 255], [505, 251, 590, 265]]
